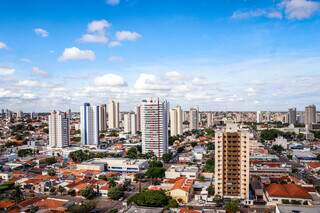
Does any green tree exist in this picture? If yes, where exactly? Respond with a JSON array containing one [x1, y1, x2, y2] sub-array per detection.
[[165, 199, 178, 208], [58, 185, 66, 195], [80, 186, 96, 199], [47, 169, 56, 176], [145, 167, 165, 179], [206, 142, 214, 150], [260, 129, 282, 141], [127, 147, 138, 159], [162, 152, 173, 163], [149, 160, 163, 168], [224, 200, 240, 212], [128, 190, 170, 207], [45, 157, 57, 165], [68, 189, 76, 196], [109, 209, 118, 213], [191, 142, 197, 147], [11, 184, 23, 203], [18, 148, 33, 157], [68, 201, 96, 213], [29, 205, 39, 213], [272, 144, 285, 154], [203, 159, 215, 172], [107, 187, 124, 200], [207, 185, 214, 196]]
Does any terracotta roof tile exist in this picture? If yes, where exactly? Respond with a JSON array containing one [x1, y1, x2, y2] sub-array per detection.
[[266, 184, 312, 199]]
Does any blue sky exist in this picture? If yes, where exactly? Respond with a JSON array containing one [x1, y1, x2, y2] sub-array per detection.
[[1, 0, 320, 112]]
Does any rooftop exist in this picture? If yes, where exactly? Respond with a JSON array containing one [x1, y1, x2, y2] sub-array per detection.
[[266, 184, 312, 200]]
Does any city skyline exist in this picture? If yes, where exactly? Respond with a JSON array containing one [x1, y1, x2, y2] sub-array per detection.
[[1, 0, 320, 111]]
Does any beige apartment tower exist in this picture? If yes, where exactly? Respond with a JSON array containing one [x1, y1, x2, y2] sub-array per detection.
[[215, 123, 250, 199]]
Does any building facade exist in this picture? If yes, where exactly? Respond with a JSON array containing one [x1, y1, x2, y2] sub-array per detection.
[[305, 104, 316, 128], [288, 108, 297, 125], [99, 104, 107, 131], [80, 103, 99, 146], [215, 123, 250, 199], [189, 108, 199, 130], [108, 100, 120, 129], [170, 105, 183, 136], [141, 98, 169, 158], [48, 111, 70, 148]]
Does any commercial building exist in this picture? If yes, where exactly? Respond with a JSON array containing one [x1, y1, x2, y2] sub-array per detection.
[[141, 98, 169, 158], [165, 165, 199, 179], [288, 108, 297, 125], [76, 158, 148, 173], [189, 108, 199, 130], [170, 105, 183, 136], [215, 123, 250, 199], [108, 100, 120, 129], [80, 103, 99, 146], [48, 111, 70, 148], [99, 104, 107, 131]]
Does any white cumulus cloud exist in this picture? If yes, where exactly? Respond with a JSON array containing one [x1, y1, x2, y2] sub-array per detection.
[[17, 80, 46, 88], [94, 74, 127, 87], [165, 71, 185, 81], [79, 20, 110, 43], [231, 9, 283, 19], [32, 67, 48, 77], [0, 42, 7, 49], [134, 73, 170, 91], [279, 0, 320, 20], [59, 47, 96, 61], [34, 28, 49, 37], [0, 66, 15, 75], [116, 31, 141, 41]]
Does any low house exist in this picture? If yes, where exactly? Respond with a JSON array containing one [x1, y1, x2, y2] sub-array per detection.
[[169, 177, 194, 203], [265, 183, 313, 205], [165, 165, 198, 179]]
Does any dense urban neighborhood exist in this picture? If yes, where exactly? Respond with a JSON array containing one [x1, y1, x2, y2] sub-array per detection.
[[0, 104, 320, 212]]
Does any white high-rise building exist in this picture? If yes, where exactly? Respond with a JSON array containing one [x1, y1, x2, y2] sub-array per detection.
[[130, 113, 137, 135], [170, 106, 183, 136], [80, 103, 99, 146], [123, 113, 131, 133], [48, 111, 70, 148], [99, 104, 107, 131], [256, 111, 262, 123], [123, 112, 137, 135], [207, 112, 213, 127], [17, 111, 23, 119], [141, 98, 169, 158], [108, 100, 120, 129], [189, 108, 199, 130], [288, 108, 297, 125]]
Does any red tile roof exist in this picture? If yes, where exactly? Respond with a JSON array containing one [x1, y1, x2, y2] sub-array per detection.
[[308, 162, 320, 169], [0, 200, 15, 209], [266, 184, 312, 199], [36, 198, 67, 209], [178, 208, 201, 213], [171, 177, 193, 192]]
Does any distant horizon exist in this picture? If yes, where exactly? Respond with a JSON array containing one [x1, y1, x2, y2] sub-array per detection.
[[1, 0, 320, 111]]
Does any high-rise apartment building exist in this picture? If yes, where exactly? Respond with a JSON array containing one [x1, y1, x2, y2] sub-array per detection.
[[108, 100, 120, 129], [256, 111, 262, 123], [207, 112, 213, 127], [123, 112, 137, 135], [141, 98, 169, 158], [305, 105, 316, 128], [99, 104, 107, 131], [288, 108, 297, 125], [170, 105, 183, 136], [17, 111, 23, 119], [189, 108, 199, 130], [48, 111, 70, 148], [80, 103, 99, 146], [135, 105, 141, 132], [215, 123, 250, 199]]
